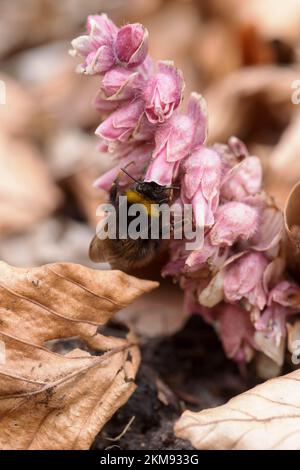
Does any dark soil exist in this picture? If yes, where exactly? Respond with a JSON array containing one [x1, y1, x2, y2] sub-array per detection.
[[93, 316, 258, 450]]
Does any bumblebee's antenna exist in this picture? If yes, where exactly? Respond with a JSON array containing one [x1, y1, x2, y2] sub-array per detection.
[[121, 167, 141, 183], [166, 185, 180, 190]]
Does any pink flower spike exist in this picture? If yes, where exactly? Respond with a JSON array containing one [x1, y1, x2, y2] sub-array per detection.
[[209, 201, 259, 246], [224, 252, 268, 310], [221, 156, 262, 201], [144, 61, 184, 124], [115, 23, 148, 68], [96, 99, 145, 143]]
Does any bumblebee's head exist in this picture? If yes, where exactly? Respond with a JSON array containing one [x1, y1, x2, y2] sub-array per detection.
[[120, 168, 178, 203], [135, 181, 169, 203]]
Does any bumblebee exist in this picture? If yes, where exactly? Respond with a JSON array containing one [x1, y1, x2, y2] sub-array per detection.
[[89, 169, 176, 271]]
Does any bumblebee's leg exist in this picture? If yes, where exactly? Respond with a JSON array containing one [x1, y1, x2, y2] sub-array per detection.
[[109, 170, 124, 203]]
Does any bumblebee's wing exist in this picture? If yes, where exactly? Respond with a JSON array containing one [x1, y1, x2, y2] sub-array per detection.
[[89, 235, 111, 263], [89, 235, 127, 269]]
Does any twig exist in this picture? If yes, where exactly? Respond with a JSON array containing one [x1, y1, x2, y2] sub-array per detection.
[[106, 416, 135, 442]]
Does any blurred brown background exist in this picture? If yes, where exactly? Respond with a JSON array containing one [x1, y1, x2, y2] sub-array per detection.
[[1, 0, 300, 268]]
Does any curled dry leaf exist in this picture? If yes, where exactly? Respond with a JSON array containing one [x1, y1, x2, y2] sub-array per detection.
[[205, 66, 299, 143], [270, 113, 300, 187], [175, 367, 300, 450], [0, 133, 61, 236], [284, 180, 300, 279], [0, 261, 158, 449]]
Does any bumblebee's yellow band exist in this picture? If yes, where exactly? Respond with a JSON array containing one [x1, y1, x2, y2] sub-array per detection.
[[125, 190, 159, 217]]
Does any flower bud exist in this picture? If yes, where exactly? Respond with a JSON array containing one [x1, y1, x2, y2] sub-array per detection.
[[152, 92, 208, 163], [221, 156, 262, 201], [219, 304, 256, 362], [184, 147, 221, 227], [224, 252, 268, 310], [96, 99, 145, 143], [101, 67, 143, 100], [115, 23, 148, 68], [144, 61, 184, 124], [210, 202, 259, 246], [70, 14, 117, 75], [144, 152, 180, 186]]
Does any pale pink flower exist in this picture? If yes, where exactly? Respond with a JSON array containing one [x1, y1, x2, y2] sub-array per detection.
[[152, 92, 207, 164], [185, 238, 229, 272], [96, 99, 154, 145], [249, 205, 284, 252], [267, 280, 300, 309], [101, 67, 144, 100], [144, 152, 180, 186], [70, 14, 117, 75], [87, 14, 118, 43], [221, 156, 262, 201], [93, 143, 153, 190], [224, 252, 268, 310], [183, 147, 221, 227], [219, 304, 256, 362], [255, 305, 287, 347], [255, 281, 300, 347], [209, 201, 259, 246], [227, 136, 249, 159], [114, 23, 148, 68], [144, 61, 184, 124], [94, 68, 144, 114]]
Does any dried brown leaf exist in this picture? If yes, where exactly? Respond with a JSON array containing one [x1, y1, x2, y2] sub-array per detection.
[[175, 367, 300, 449], [270, 113, 300, 187], [0, 261, 158, 449]]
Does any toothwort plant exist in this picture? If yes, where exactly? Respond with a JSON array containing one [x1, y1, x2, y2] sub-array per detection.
[[71, 14, 300, 369]]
